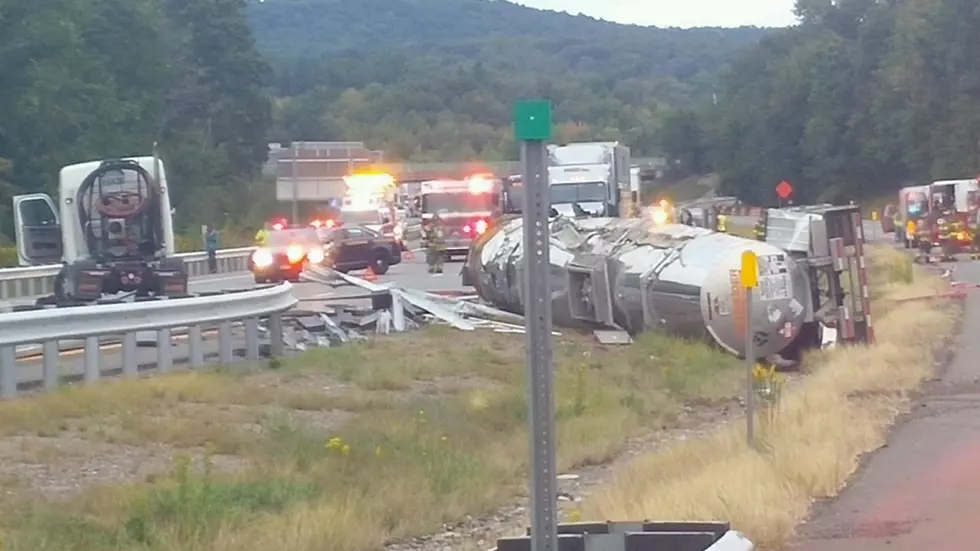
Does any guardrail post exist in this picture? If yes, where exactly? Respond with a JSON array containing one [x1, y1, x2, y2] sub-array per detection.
[[188, 325, 204, 368], [122, 333, 138, 377], [157, 329, 173, 372], [244, 317, 260, 360], [218, 321, 233, 364], [268, 313, 285, 356], [84, 336, 99, 382], [0, 346, 15, 399], [43, 341, 59, 390]]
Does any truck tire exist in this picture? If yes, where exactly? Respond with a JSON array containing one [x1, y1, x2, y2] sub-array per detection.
[[372, 250, 391, 275]]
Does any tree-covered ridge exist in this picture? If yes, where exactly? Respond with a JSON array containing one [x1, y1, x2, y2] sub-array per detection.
[[0, 0, 272, 237], [247, 0, 770, 66], [691, 0, 980, 204], [251, 0, 772, 162]]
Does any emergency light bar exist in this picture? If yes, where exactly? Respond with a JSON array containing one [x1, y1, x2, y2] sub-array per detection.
[[343, 173, 394, 192], [420, 178, 495, 194]]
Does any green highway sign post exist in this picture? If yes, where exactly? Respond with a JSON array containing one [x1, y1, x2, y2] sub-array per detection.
[[740, 250, 757, 447], [513, 99, 558, 551]]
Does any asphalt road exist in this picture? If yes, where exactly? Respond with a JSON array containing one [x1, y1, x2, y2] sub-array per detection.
[[786, 236, 978, 551], [12, 241, 469, 390]]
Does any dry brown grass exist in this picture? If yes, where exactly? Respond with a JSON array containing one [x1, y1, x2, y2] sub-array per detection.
[[579, 245, 959, 548], [0, 322, 745, 551]]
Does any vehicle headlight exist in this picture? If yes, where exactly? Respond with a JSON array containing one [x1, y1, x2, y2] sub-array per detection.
[[307, 247, 324, 264], [475, 219, 488, 234], [252, 249, 273, 267], [651, 208, 668, 225], [287, 244, 304, 264]]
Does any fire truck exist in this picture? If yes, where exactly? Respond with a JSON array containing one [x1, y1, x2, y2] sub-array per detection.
[[902, 179, 979, 253], [419, 175, 502, 260]]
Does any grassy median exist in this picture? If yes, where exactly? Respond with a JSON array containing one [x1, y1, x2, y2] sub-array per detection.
[[0, 321, 744, 550], [579, 245, 959, 548]]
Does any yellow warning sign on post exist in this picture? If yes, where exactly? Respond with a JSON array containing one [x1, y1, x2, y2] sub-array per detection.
[[740, 251, 758, 288]]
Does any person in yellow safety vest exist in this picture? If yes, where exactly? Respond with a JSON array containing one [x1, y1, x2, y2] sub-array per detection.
[[254, 223, 271, 246], [716, 213, 728, 233], [905, 219, 917, 249]]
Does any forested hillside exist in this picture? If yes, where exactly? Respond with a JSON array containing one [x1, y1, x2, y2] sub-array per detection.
[[247, 0, 772, 161], [0, 0, 272, 239], [679, 0, 980, 204]]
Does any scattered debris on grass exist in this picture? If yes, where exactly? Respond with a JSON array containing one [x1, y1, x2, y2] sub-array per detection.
[[0, 319, 745, 551]]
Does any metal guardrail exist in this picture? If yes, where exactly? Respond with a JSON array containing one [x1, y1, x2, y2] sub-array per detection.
[[0, 247, 256, 301], [0, 283, 297, 398]]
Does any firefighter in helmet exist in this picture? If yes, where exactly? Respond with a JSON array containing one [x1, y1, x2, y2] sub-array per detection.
[[753, 209, 768, 241], [937, 205, 961, 260], [424, 214, 447, 274], [971, 207, 980, 260]]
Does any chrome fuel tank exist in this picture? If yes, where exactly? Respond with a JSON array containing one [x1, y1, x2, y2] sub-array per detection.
[[464, 217, 812, 358]]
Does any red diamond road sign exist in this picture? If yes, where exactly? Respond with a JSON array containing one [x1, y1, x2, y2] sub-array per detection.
[[776, 180, 793, 199]]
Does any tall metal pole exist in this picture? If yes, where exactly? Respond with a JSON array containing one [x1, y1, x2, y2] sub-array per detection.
[[745, 287, 755, 446], [291, 142, 299, 225], [522, 139, 558, 551], [740, 250, 758, 448]]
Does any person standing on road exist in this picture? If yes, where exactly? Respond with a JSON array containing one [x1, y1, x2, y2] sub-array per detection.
[[424, 215, 446, 275], [254, 222, 270, 246], [204, 224, 219, 274]]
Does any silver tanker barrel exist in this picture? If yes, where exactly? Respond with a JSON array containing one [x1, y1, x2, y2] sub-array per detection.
[[463, 216, 812, 358]]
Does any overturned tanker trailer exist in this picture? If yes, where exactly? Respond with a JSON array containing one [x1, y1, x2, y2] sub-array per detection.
[[462, 216, 817, 359]]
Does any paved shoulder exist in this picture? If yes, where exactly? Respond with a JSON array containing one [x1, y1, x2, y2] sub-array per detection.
[[786, 261, 980, 551]]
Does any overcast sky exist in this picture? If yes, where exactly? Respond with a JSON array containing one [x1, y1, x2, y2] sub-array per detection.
[[512, 0, 798, 28]]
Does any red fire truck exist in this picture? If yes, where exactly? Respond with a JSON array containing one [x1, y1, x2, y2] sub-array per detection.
[[902, 179, 980, 252], [418, 175, 502, 260]]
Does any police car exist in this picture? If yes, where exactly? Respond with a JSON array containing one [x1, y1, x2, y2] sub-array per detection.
[[249, 226, 324, 284], [320, 225, 403, 275]]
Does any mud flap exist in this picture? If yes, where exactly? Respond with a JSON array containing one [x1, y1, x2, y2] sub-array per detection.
[[155, 257, 189, 296], [60, 260, 107, 302]]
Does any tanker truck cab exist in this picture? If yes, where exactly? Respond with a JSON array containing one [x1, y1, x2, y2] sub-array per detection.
[[12, 155, 186, 305]]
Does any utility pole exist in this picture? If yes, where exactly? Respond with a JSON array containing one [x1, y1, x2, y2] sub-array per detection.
[[291, 142, 299, 225]]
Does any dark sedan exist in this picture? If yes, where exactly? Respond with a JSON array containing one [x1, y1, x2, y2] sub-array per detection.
[[249, 227, 324, 283], [321, 225, 402, 275]]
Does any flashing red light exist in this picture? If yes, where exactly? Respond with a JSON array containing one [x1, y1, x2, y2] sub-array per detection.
[[272, 222, 284, 230], [463, 224, 472, 234]]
